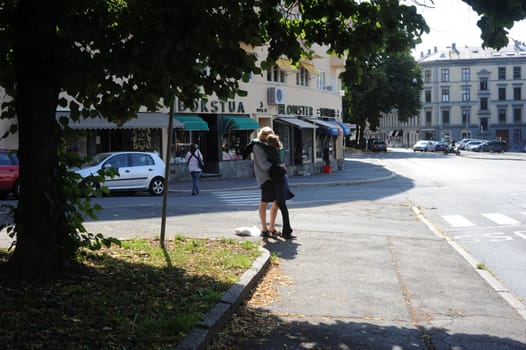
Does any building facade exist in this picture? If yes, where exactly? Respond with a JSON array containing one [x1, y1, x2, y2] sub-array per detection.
[[417, 42, 526, 151], [0, 44, 348, 181]]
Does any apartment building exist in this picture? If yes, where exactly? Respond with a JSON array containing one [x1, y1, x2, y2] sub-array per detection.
[[0, 44, 348, 181], [417, 42, 526, 151]]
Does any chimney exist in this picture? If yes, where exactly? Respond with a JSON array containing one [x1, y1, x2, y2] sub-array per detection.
[[452, 43, 456, 51], [434, 47, 437, 53], [428, 49, 431, 55], [420, 51, 424, 58]]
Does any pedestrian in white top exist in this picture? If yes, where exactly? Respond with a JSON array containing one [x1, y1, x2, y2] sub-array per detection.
[[185, 144, 204, 195]]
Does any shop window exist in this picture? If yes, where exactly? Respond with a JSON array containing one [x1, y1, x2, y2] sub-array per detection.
[[173, 143, 192, 164], [222, 130, 253, 160]]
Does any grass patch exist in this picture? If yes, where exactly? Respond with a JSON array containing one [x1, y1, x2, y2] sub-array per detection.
[[0, 237, 261, 349]]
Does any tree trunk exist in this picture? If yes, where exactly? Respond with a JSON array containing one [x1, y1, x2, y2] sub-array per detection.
[[8, 0, 62, 278]]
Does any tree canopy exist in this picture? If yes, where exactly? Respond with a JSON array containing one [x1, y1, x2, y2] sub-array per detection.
[[342, 51, 423, 144], [0, 0, 523, 278]]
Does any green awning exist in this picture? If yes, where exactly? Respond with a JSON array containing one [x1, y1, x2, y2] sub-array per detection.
[[223, 115, 259, 131], [174, 115, 209, 131]]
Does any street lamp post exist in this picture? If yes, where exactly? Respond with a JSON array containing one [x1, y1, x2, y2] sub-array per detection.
[[465, 82, 470, 139]]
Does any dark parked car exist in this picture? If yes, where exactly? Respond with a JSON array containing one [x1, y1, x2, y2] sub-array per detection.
[[434, 141, 449, 153], [481, 140, 508, 153], [368, 139, 387, 152], [0, 150, 20, 199]]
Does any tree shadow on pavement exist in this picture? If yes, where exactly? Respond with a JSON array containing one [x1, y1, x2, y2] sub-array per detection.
[[213, 308, 526, 350]]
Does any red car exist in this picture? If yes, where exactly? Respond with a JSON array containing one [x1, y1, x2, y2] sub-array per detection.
[[0, 150, 20, 199]]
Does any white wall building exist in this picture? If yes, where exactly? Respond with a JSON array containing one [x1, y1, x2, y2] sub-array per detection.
[[1, 44, 348, 180], [417, 42, 526, 151]]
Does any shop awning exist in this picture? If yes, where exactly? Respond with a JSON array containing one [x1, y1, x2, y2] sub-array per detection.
[[300, 61, 320, 76], [58, 112, 184, 129], [324, 120, 346, 136], [223, 115, 259, 131], [275, 116, 318, 129], [174, 115, 209, 131], [335, 121, 351, 135], [275, 58, 296, 71], [303, 118, 340, 136]]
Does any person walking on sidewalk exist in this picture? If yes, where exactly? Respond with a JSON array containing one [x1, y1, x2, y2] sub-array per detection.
[[185, 144, 204, 196]]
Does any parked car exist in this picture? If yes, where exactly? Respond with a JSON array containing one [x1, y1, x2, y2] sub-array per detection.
[[0, 150, 20, 199], [480, 140, 508, 152], [74, 151, 166, 195], [413, 140, 434, 152], [465, 140, 484, 151], [433, 141, 449, 153], [457, 138, 475, 150], [368, 139, 387, 152]]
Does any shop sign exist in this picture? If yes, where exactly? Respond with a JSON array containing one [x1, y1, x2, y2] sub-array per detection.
[[177, 99, 245, 114], [278, 104, 314, 116]]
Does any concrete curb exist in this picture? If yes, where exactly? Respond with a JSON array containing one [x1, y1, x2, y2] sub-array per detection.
[[412, 206, 526, 322], [175, 246, 271, 350]]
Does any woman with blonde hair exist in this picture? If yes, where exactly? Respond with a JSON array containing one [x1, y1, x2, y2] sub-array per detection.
[[252, 128, 295, 239]]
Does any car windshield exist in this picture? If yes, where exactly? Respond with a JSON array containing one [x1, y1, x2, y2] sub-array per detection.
[[81, 153, 113, 168]]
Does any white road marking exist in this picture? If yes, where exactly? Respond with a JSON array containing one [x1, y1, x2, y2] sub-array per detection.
[[442, 215, 475, 227], [482, 213, 520, 225]]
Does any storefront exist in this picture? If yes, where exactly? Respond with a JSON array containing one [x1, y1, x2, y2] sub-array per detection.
[[60, 112, 181, 159], [273, 115, 317, 175], [172, 108, 260, 180]]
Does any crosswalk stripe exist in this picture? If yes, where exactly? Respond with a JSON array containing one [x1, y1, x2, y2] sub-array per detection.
[[213, 191, 260, 206], [442, 215, 475, 227], [481, 213, 520, 225]]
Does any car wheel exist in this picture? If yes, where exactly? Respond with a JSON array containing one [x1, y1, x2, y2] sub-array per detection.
[[149, 177, 164, 196], [12, 180, 21, 199]]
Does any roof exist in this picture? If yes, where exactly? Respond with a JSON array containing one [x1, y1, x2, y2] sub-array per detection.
[[417, 41, 526, 65]]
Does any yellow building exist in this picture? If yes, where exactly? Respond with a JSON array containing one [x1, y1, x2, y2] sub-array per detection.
[[0, 45, 348, 181]]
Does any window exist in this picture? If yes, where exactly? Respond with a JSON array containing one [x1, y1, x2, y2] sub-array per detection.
[[441, 89, 449, 102], [514, 66, 521, 80], [316, 71, 326, 90], [462, 87, 470, 102], [498, 108, 506, 123], [130, 153, 154, 167], [479, 77, 488, 90], [296, 67, 310, 87], [424, 70, 431, 83], [267, 65, 286, 83], [425, 89, 431, 103], [498, 87, 506, 100], [514, 129, 522, 142], [480, 118, 488, 131], [480, 97, 488, 110], [441, 110, 450, 125], [441, 69, 449, 82], [514, 87, 521, 100], [461, 68, 470, 81], [514, 107, 522, 123], [425, 110, 432, 126], [498, 66, 506, 80], [462, 109, 471, 124]]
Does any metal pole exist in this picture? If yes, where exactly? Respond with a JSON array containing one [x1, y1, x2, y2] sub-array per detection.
[[465, 82, 469, 139], [160, 99, 175, 248]]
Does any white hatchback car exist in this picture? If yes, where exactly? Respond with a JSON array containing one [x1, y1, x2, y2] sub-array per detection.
[[75, 151, 166, 195]]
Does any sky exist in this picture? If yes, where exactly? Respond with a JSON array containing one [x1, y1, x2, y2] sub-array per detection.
[[409, 0, 526, 55]]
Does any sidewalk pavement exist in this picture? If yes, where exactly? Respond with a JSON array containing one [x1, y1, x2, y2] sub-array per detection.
[[176, 151, 526, 350], [169, 153, 396, 194]]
